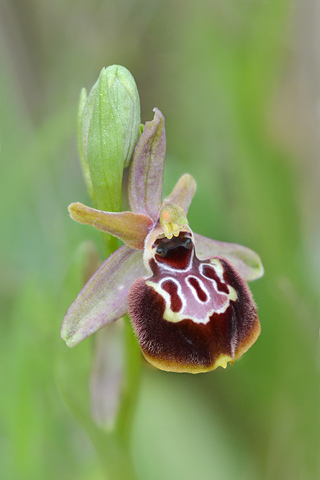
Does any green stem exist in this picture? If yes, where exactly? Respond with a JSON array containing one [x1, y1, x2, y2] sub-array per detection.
[[98, 227, 142, 476], [60, 377, 139, 480], [115, 316, 142, 445], [93, 433, 139, 480], [102, 232, 119, 258]]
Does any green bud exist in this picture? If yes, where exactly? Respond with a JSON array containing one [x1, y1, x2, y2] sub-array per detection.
[[77, 88, 94, 200], [78, 65, 141, 213]]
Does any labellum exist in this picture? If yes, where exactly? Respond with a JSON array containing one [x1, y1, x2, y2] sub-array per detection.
[[128, 205, 260, 373]]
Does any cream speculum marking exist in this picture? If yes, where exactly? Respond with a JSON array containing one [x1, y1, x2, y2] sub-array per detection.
[[145, 232, 238, 325]]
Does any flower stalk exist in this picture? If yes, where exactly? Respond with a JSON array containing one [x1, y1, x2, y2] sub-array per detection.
[[69, 65, 142, 479], [63, 64, 264, 479], [114, 315, 142, 445]]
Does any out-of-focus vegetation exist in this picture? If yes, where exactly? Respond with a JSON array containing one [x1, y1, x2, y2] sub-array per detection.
[[1, 1, 319, 479]]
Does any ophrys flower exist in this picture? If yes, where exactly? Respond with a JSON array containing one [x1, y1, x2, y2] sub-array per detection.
[[62, 109, 263, 373]]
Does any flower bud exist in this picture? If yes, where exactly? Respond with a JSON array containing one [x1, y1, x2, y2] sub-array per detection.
[[78, 65, 141, 213]]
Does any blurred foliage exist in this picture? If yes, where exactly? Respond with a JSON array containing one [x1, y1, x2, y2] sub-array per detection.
[[0, 1, 319, 479]]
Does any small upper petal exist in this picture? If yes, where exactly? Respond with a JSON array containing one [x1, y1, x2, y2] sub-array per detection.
[[69, 202, 154, 249], [163, 174, 197, 215]]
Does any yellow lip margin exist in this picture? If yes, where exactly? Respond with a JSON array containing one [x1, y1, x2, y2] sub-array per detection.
[[141, 351, 234, 374]]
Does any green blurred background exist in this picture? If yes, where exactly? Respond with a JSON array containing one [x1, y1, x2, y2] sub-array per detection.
[[1, 1, 319, 479]]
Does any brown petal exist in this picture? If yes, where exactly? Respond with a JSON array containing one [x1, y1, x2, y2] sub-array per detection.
[[69, 202, 154, 249], [163, 174, 197, 214]]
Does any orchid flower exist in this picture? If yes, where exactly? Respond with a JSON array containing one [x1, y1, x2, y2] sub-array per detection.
[[62, 108, 263, 373]]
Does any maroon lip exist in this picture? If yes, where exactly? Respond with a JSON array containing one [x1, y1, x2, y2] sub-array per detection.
[[128, 253, 260, 373]]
